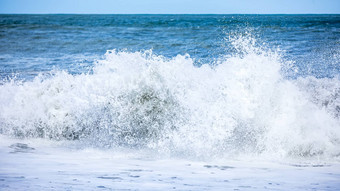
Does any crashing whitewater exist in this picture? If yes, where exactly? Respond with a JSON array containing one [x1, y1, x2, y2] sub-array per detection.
[[0, 36, 339, 161]]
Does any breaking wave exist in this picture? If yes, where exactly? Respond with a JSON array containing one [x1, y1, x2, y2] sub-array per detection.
[[0, 36, 339, 160]]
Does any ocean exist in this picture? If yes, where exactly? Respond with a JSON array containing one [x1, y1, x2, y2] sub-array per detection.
[[0, 14, 339, 190]]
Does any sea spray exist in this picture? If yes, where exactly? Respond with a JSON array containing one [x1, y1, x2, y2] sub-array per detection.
[[0, 36, 339, 160]]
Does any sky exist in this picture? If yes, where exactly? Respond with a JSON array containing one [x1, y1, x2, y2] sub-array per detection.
[[0, 0, 339, 14]]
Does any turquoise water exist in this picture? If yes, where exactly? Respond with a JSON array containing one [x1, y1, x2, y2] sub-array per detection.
[[0, 14, 339, 159], [0, 14, 340, 191], [0, 14, 339, 79]]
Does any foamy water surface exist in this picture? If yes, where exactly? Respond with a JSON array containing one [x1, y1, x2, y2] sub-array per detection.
[[0, 14, 339, 190]]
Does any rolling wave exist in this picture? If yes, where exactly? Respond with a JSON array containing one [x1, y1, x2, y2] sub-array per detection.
[[0, 36, 339, 160]]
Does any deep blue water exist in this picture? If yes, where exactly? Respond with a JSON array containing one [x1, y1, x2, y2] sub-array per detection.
[[0, 15, 340, 162], [0, 14, 339, 79]]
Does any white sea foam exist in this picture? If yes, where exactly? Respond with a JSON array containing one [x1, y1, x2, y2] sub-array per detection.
[[0, 36, 339, 161]]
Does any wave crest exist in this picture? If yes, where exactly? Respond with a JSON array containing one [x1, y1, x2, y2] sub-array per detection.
[[0, 37, 339, 160]]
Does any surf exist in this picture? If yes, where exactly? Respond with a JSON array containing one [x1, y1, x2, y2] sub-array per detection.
[[0, 35, 339, 161]]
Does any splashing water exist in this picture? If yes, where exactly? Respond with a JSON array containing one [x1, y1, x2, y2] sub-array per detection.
[[0, 36, 339, 161]]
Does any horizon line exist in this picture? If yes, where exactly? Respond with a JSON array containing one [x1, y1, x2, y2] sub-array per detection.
[[0, 13, 339, 15]]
